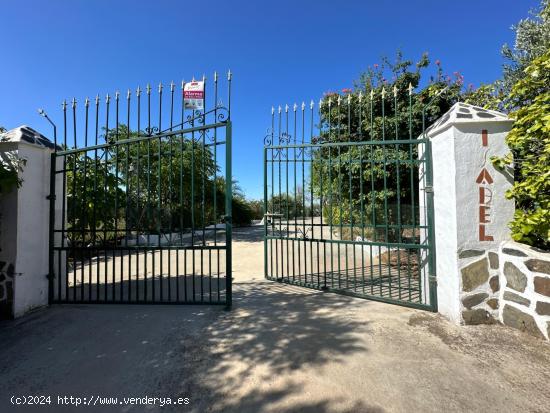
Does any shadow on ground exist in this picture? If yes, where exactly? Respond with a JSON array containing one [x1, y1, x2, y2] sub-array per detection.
[[163, 281, 382, 412], [0, 281, 382, 413], [231, 225, 264, 243]]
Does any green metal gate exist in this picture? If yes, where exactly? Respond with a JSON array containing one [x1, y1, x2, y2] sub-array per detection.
[[47, 73, 232, 307], [264, 89, 437, 311]]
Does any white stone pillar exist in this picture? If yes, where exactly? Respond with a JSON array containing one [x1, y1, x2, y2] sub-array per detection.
[[0, 126, 62, 318], [423, 103, 514, 324]]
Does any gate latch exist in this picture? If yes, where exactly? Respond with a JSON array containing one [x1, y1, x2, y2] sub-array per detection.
[[424, 186, 434, 193], [221, 215, 232, 224]]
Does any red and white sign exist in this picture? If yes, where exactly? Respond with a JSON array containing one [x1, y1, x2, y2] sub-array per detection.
[[184, 81, 205, 110]]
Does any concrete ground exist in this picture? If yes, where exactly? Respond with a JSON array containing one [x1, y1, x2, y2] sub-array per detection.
[[1, 225, 550, 413]]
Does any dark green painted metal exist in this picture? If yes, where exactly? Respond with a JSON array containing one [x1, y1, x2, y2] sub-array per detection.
[[225, 120, 233, 309], [264, 88, 437, 311], [48, 152, 56, 305], [48, 73, 232, 306]]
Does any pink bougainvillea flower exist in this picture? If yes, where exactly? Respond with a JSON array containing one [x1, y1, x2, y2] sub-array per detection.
[[373, 63, 379, 68], [435, 60, 441, 65], [342, 88, 352, 93]]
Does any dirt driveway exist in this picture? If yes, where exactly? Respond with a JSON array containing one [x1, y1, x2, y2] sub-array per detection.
[[1, 225, 549, 413]]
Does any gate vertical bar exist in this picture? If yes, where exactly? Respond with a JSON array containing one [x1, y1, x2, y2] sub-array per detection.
[[225, 120, 233, 309], [424, 138, 438, 312], [48, 152, 56, 304], [263, 146, 268, 280]]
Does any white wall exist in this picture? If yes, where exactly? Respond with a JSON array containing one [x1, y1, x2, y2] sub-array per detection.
[[12, 143, 52, 316], [453, 123, 514, 251], [430, 127, 461, 322], [0, 137, 61, 318], [427, 112, 514, 324]]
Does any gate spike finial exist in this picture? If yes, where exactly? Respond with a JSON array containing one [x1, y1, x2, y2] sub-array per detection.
[[214, 71, 218, 82], [95, 95, 100, 105], [106, 94, 110, 103], [337, 95, 341, 106], [71, 97, 77, 108], [271, 106, 275, 115], [146, 84, 151, 95], [227, 69, 232, 80], [293, 103, 297, 112], [181, 80, 185, 89], [115, 90, 120, 101], [285, 104, 289, 113], [408, 82, 413, 95], [347, 94, 351, 104], [311, 100, 315, 110], [85, 97, 90, 107], [136, 86, 141, 97], [328, 98, 332, 107], [170, 81, 175, 92], [302, 101, 305, 111], [278, 105, 282, 114], [358, 91, 363, 102], [62, 100, 67, 110], [127, 89, 131, 99], [381, 87, 386, 99], [158, 82, 163, 93], [202, 74, 206, 82], [370, 90, 374, 100], [393, 85, 398, 97]]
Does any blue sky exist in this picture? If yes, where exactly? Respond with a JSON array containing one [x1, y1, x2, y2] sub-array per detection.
[[0, 0, 539, 199]]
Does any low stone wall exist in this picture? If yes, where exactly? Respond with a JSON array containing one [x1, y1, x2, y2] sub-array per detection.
[[459, 249, 501, 326], [458, 241, 550, 340], [497, 241, 550, 339]]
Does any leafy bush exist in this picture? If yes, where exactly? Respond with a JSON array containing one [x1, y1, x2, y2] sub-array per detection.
[[311, 52, 466, 239], [493, 52, 550, 249], [231, 197, 254, 226], [0, 127, 26, 197]]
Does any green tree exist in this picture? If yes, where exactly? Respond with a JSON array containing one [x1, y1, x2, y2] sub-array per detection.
[[65, 125, 250, 242], [268, 192, 305, 220], [312, 52, 463, 240], [113, 126, 217, 232], [0, 126, 26, 197], [246, 199, 264, 221], [65, 153, 125, 245], [493, 52, 550, 248], [462, 83, 506, 111], [501, 0, 550, 101]]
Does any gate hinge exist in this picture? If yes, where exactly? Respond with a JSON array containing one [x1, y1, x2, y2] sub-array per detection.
[[424, 186, 434, 193], [46, 273, 55, 281], [46, 194, 56, 200], [429, 275, 437, 285]]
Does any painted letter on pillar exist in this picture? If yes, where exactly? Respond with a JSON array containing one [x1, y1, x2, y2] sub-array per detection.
[[477, 129, 494, 241]]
